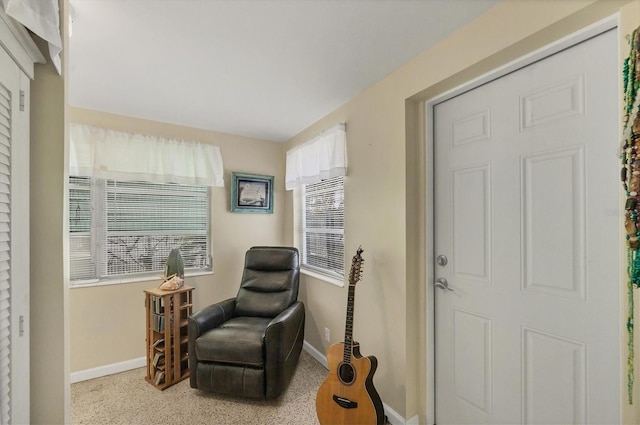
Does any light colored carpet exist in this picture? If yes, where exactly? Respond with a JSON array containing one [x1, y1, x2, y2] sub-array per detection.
[[71, 350, 327, 425]]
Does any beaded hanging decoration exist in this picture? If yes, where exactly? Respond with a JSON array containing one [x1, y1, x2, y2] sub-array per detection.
[[621, 26, 640, 405]]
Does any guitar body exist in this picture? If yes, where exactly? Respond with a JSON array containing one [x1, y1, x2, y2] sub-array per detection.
[[316, 342, 384, 425]]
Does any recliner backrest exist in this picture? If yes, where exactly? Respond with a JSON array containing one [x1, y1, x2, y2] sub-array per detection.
[[234, 246, 300, 318]]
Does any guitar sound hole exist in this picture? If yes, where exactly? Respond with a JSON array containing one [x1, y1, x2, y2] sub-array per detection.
[[338, 362, 356, 385]]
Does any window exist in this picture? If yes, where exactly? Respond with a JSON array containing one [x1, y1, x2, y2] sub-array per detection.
[[298, 176, 344, 280], [69, 176, 210, 284]]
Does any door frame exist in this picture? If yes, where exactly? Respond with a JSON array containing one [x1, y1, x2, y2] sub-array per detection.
[[423, 15, 619, 425]]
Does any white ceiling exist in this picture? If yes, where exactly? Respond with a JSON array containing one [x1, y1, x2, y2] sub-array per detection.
[[68, 0, 501, 142]]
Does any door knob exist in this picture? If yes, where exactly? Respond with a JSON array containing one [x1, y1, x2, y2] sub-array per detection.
[[435, 277, 454, 291], [436, 255, 448, 266]]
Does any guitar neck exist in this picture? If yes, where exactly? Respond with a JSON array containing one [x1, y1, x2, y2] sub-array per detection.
[[342, 282, 356, 363]]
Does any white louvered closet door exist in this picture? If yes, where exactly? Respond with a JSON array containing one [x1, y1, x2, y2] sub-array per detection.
[[0, 73, 12, 425], [0, 39, 30, 425]]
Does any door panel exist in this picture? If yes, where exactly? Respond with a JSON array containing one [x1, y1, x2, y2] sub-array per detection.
[[452, 164, 491, 282], [434, 29, 619, 424], [521, 147, 586, 299]]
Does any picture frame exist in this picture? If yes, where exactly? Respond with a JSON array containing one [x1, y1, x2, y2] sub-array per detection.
[[231, 172, 274, 214]]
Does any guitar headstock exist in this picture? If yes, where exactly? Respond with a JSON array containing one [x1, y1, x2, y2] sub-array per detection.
[[348, 246, 364, 285]]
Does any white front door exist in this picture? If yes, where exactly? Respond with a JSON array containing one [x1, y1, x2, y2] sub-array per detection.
[[433, 28, 620, 424]]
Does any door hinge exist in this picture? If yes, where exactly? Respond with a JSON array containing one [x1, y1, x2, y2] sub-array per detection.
[[19, 90, 25, 111], [19, 315, 24, 336]]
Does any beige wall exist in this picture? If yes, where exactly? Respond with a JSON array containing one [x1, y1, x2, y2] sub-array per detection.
[[30, 0, 69, 422], [68, 107, 286, 372], [286, 0, 640, 422]]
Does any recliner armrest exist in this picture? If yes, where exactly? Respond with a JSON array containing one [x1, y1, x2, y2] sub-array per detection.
[[264, 301, 305, 398], [266, 301, 304, 339], [188, 297, 236, 389], [188, 297, 236, 338]]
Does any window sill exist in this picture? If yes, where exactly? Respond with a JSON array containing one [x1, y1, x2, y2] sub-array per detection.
[[70, 269, 213, 289], [301, 268, 344, 287]]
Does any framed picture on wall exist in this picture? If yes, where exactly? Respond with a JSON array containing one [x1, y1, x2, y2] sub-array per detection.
[[231, 172, 274, 214]]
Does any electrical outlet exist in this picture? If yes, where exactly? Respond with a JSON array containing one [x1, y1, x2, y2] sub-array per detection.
[[324, 327, 330, 342]]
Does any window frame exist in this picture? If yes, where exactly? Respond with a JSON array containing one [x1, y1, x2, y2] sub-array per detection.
[[68, 176, 212, 287], [298, 176, 345, 286]]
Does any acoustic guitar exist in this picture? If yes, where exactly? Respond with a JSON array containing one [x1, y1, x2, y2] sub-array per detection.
[[316, 247, 385, 425]]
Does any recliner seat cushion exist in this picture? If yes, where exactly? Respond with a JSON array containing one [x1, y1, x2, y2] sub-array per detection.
[[194, 317, 270, 366]]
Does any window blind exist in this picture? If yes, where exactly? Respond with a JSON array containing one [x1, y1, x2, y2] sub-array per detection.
[[0, 82, 11, 424], [69, 177, 210, 283], [299, 176, 344, 278], [69, 177, 93, 281]]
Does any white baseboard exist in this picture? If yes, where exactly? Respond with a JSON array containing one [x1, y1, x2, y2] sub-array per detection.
[[303, 340, 328, 369], [406, 414, 421, 425], [303, 341, 407, 425], [384, 404, 407, 425], [70, 356, 146, 384]]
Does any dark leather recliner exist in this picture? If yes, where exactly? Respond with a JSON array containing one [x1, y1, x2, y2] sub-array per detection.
[[188, 246, 305, 399]]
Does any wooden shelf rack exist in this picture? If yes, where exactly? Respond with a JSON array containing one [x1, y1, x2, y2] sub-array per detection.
[[144, 285, 193, 390]]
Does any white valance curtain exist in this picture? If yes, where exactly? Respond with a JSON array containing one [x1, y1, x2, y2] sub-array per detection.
[[285, 123, 347, 190], [69, 123, 225, 187], [2, 0, 62, 74]]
